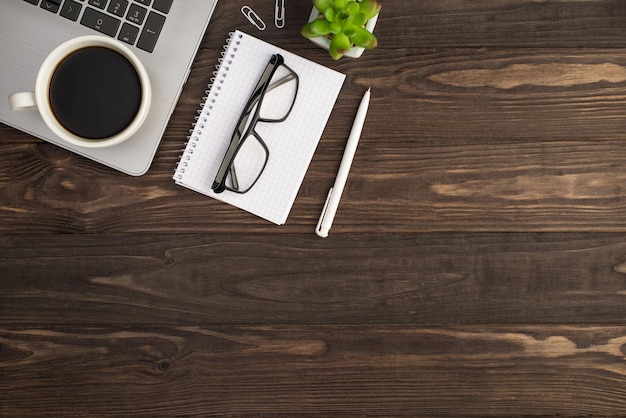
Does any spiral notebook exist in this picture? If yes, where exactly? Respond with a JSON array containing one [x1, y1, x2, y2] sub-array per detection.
[[174, 30, 345, 224]]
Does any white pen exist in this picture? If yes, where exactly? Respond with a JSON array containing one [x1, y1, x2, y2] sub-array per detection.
[[316, 88, 371, 238]]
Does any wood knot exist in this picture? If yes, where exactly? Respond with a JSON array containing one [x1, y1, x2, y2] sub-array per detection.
[[158, 360, 170, 371]]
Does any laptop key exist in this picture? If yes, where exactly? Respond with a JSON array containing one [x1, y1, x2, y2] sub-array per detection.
[[152, 0, 172, 14], [60, 0, 82, 21], [40, 0, 61, 13], [81, 7, 121, 37], [24, 0, 40, 5], [136, 11, 165, 53], [87, 0, 107, 9], [126, 4, 147, 25], [118, 22, 140, 45], [107, 0, 129, 17]]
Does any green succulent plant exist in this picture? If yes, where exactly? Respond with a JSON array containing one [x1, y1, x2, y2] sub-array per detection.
[[301, 0, 381, 60]]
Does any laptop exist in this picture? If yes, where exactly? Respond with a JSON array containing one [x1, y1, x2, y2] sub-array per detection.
[[0, 0, 218, 176]]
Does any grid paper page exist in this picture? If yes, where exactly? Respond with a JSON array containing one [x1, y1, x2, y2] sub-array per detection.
[[174, 31, 345, 224]]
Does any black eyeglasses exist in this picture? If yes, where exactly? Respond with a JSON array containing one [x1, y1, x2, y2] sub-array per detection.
[[212, 54, 299, 194]]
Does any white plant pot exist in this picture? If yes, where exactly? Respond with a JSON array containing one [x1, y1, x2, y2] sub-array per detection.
[[307, 6, 379, 58]]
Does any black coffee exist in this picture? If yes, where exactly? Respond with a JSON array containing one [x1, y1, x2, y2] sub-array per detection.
[[49, 46, 142, 140]]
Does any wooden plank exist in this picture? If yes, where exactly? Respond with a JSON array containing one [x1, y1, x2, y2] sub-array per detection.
[[3, 233, 626, 325], [4, 47, 626, 233], [373, 0, 626, 48], [3, 324, 626, 415]]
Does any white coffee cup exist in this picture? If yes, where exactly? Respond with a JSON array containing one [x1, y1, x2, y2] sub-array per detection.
[[9, 35, 151, 148]]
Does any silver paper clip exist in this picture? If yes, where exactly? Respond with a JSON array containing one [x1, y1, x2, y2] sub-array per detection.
[[275, 0, 285, 28], [241, 6, 266, 31]]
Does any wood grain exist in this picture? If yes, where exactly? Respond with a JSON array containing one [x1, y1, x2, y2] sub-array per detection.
[[3, 325, 626, 415], [2, 233, 626, 325], [4, 0, 626, 415]]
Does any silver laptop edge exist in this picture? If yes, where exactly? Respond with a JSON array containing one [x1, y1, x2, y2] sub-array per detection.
[[0, 0, 218, 175]]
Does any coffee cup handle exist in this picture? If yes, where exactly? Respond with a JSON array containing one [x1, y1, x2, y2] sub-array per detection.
[[9, 92, 37, 111]]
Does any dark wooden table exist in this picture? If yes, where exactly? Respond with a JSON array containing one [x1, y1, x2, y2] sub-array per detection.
[[4, 1, 626, 415]]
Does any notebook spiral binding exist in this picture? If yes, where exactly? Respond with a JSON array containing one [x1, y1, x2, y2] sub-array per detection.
[[174, 32, 243, 180]]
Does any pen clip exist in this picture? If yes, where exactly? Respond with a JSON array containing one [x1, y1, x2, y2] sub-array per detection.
[[316, 188, 333, 238], [241, 6, 266, 31], [275, 0, 285, 28]]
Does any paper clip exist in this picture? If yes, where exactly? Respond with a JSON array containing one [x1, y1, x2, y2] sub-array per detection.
[[241, 6, 266, 31], [275, 0, 285, 28]]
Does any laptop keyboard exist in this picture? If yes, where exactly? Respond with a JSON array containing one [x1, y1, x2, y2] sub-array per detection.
[[23, 0, 173, 53]]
